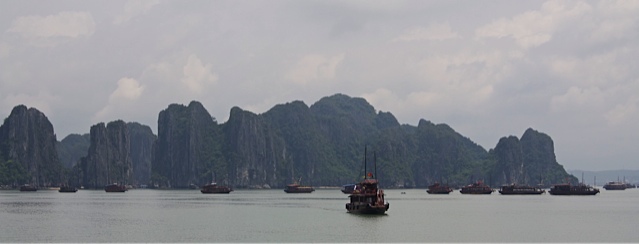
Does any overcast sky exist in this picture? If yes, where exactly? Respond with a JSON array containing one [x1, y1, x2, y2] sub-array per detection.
[[1, 0, 637, 171]]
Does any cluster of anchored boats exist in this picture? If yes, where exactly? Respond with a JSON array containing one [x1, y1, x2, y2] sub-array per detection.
[[425, 180, 604, 195]]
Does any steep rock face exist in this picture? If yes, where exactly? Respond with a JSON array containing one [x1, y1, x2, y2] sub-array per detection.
[[223, 107, 283, 188], [0, 105, 63, 186], [127, 122, 156, 186], [492, 136, 524, 184], [489, 128, 577, 186], [153, 101, 223, 188], [57, 133, 90, 168], [79, 120, 133, 188]]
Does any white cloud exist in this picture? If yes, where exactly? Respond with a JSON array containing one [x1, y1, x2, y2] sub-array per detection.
[[475, 1, 591, 49], [7, 11, 95, 44], [2, 91, 59, 117], [394, 23, 460, 42], [604, 97, 638, 126], [286, 53, 345, 85], [181, 54, 218, 94], [94, 78, 144, 122], [114, 0, 161, 25], [550, 86, 605, 113]]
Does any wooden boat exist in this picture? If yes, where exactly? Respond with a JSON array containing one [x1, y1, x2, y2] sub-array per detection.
[[549, 183, 599, 195], [201, 182, 233, 194], [603, 181, 627, 190], [460, 180, 493, 194], [426, 182, 453, 194], [341, 184, 356, 194], [345, 148, 389, 214], [104, 183, 127, 192], [19, 184, 37, 192], [284, 177, 314, 193], [498, 184, 545, 195], [59, 185, 78, 193]]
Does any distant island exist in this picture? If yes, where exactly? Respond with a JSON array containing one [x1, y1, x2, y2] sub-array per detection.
[[1, 93, 579, 189]]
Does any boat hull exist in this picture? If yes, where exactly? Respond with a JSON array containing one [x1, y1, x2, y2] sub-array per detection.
[[427, 189, 452, 194], [284, 188, 314, 193], [346, 202, 389, 214], [548, 190, 599, 195], [201, 189, 232, 194]]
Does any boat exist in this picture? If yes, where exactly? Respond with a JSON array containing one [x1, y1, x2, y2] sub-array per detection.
[[201, 182, 233, 194], [104, 183, 127, 192], [603, 181, 627, 190], [460, 180, 493, 194], [345, 148, 389, 214], [341, 184, 357, 194], [19, 184, 37, 192], [59, 185, 78, 193], [498, 184, 545, 195], [548, 183, 599, 195], [284, 177, 315, 193], [426, 182, 453, 194]]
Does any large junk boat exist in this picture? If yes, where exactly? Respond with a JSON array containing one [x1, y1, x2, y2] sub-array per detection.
[[549, 183, 599, 195], [104, 183, 127, 192], [284, 177, 314, 193], [201, 182, 233, 194], [346, 148, 389, 214], [460, 181, 493, 194], [19, 184, 37, 192], [426, 182, 453, 194], [341, 184, 356, 194], [498, 184, 545, 195], [603, 181, 627, 190]]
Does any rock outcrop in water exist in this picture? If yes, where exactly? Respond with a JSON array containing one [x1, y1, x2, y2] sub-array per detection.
[[0, 105, 63, 186]]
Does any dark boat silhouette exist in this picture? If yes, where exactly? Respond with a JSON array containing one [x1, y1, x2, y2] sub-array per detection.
[[427, 182, 453, 194], [346, 148, 389, 214], [603, 181, 627, 190], [201, 182, 233, 194], [19, 184, 37, 192], [460, 180, 493, 194], [59, 185, 78, 193], [341, 184, 356, 194], [549, 183, 599, 195], [498, 184, 545, 195], [284, 177, 315, 193], [104, 183, 127, 192]]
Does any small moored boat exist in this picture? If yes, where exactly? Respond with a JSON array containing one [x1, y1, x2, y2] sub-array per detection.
[[345, 148, 389, 214], [460, 181, 493, 194], [59, 185, 78, 193], [498, 184, 545, 195], [201, 182, 233, 194], [104, 183, 127, 192], [549, 183, 599, 195], [427, 182, 453, 194], [284, 177, 314, 193], [19, 184, 37, 192]]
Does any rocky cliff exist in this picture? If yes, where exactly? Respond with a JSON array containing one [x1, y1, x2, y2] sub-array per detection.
[[152, 101, 224, 188], [79, 120, 133, 188], [57, 133, 90, 168], [128, 122, 156, 186], [0, 105, 63, 186], [490, 128, 577, 186]]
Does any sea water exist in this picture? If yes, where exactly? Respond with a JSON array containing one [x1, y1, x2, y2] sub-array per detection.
[[1, 188, 638, 242]]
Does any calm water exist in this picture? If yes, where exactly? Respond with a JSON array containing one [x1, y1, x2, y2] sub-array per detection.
[[1, 188, 638, 242]]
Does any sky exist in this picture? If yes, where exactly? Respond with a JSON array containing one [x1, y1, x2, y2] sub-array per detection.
[[1, 0, 637, 171]]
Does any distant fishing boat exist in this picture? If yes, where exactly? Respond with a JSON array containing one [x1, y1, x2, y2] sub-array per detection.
[[341, 184, 356, 194], [104, 183, 127, 192], [19, 184, 37, 192], [201, 182, 233, 194], [498, 184, 545, 195], [284, 177, 315, 193], [59, 185, 78, 193], [426, 182, 453, 194], [460, 180, 493, 194], [549, 183, 599, 195]]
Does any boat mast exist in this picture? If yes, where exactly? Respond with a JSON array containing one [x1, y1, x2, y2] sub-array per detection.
[[374, 151, 377, 180], [364, 146, 367, 179]]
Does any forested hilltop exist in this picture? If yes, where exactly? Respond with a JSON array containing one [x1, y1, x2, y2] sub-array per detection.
[[0, 94, 577, 189]]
